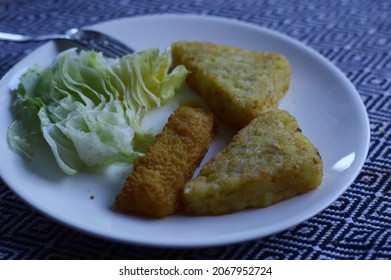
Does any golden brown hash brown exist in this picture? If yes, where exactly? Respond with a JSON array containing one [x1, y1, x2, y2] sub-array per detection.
[[171, 41, 291, 130], [115, 106, 216, 218], [183, 110, 323, 216]]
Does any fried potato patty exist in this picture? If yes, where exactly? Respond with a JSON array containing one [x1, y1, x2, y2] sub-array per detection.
[[115, 106, 215, 218], [171, 41, 291, 130], [183, 110, 323, 215]]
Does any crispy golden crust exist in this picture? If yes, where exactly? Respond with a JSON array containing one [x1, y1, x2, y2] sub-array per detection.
[[115, 106, 216, 218], [171, 41, 291, 130], [183, 110, 323, 216]]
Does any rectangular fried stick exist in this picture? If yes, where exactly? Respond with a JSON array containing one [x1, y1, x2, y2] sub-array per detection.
[[115, 106, 216, 218]]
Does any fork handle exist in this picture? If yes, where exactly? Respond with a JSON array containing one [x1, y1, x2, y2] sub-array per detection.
[[0, 32, 31, 42], [0, 31, 67, 42]]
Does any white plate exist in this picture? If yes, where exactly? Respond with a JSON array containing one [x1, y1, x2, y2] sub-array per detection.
[[0, 14, 370, 248]]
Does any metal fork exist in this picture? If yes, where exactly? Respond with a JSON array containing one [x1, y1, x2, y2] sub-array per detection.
[[0, 28, 135, 58]]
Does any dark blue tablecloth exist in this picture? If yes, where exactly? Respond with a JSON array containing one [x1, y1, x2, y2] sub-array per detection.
[[1, 0, 390, 260]]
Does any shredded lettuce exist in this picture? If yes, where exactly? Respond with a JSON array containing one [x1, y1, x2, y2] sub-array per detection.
[[8, 48, 188, 175]]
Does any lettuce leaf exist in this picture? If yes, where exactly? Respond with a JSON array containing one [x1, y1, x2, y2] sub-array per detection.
[[8, 48, 188, 175]]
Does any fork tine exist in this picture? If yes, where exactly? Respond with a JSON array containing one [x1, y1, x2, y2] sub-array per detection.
[[101, 39, 134, 57], [73, 30, 134, 58], [87, 38, 133, 58], [75, 39, 132, 58], [80, 41, 127, 58]]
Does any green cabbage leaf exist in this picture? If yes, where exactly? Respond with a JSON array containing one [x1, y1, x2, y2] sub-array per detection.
[[8, 48, 188, 175]]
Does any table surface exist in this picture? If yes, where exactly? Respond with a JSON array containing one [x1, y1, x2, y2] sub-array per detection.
[[0, 0, 390, 260]]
